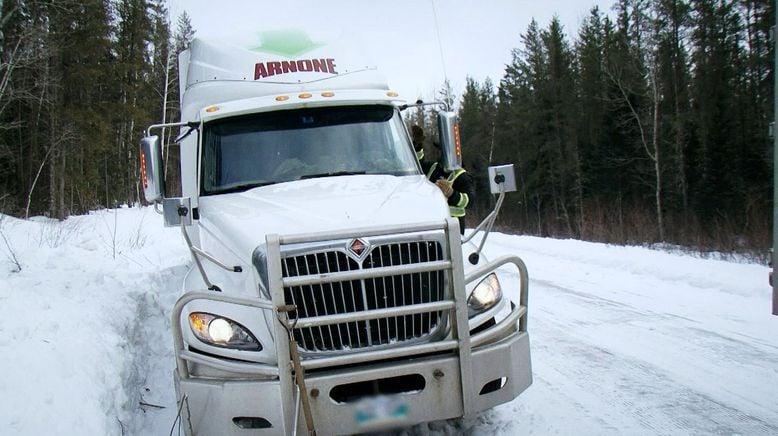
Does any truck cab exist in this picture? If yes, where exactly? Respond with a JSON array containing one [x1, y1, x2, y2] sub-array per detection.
[[140, 35, 531, 435]]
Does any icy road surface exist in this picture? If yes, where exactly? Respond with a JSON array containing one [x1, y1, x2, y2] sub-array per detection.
[[0, 207, 776, 435]]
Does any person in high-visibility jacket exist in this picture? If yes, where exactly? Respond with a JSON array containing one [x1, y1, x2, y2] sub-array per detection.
[[411, 124, 426, 161], [411, 125, 474, 235]]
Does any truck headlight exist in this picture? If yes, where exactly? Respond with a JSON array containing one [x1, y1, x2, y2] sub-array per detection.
[[467, 273, 502, 312], [188, 312, 262, 351]]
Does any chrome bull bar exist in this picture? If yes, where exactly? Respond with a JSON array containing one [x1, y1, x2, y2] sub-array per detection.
[[171, 218, 529, 433]]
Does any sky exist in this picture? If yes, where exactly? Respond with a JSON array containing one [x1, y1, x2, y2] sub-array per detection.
[[167, 0, 615, 104], [0, 206, 775, 435]]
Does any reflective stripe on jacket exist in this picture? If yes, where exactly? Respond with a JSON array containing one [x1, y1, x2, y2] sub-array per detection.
[[427, 163, 469, 218]]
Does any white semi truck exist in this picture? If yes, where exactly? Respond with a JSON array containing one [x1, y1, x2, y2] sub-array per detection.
[[139, 33, 531, 435]]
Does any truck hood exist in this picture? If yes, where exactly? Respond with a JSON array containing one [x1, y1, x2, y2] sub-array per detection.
[[196, 175, 448, 261]]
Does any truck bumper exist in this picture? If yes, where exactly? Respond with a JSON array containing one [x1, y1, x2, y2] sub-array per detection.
[[175, 331, 531, 435]]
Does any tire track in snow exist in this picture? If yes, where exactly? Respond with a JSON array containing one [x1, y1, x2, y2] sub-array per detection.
[[528, 278, 778, 435], [122, 265, 188, 435]]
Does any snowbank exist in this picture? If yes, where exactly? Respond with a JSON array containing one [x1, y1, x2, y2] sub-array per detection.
[[0, 208, 189, 435], [1, 207, 775, 435]]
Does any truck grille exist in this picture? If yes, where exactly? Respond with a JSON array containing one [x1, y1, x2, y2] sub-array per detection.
[[282, 241, 445, 352]]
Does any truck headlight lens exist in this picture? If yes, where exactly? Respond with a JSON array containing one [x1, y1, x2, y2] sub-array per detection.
[[467, 273, 502, 312], [188, 312, 262, 351]]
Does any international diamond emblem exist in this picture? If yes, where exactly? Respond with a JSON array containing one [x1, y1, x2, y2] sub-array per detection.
[[348, 238, 369, 258]]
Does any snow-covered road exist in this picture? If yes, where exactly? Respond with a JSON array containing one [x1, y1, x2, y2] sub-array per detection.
[[1, 207, 776, 435], [478, 236, 778, 436]]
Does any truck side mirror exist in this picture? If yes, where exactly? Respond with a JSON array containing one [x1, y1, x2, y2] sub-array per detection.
[[464, 164, 518, 265], [437, 111, 462, 171], [140, 135, 165, 203], [488, 164, 517, 194]]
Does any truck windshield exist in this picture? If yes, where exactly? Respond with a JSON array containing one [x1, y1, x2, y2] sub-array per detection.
[[201, 105, 419, 195]]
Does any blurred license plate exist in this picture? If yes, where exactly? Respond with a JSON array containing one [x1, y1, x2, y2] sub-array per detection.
[[354, 395, 409, 427]]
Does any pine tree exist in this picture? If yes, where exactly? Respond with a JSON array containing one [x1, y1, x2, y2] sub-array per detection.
[[689, 0, 746, 224], [112, 0, 156, 207], [496, 19, 547, 233], [458, 77, 497, 217], [603, 0, 668, 242], [541, 17, 580, 236], [437, 78, 455, 111], [576, 6, 620, 239], [161, 10, 195, 197], [0, 0, 52, 215], [737, 0, 772, 233], [174, 11, 195, 54], [55, 0, 114, 216], [654, 0, 692, 237]]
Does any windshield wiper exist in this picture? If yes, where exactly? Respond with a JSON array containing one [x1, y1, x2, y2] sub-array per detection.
[[300, 171, 366, 180], [210, 181, 275, 195]]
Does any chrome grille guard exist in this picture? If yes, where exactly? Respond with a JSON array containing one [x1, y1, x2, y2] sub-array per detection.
[[281, 237, 447, 353], [172, 218, 529, 401]]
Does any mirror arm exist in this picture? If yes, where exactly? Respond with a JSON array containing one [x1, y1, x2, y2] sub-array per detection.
[[146, 120, 197, 138], [179, 216, 220, 292], [190, 245, 243, 274], [465, 183, 507, 265], [462, 209, 497, 244], [399, 99, 448, 112], [174, 124, 199, 143], [177, 206, 242, 293]]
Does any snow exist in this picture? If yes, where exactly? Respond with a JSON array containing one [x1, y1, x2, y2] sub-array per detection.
[[1, 206, 776, 435]]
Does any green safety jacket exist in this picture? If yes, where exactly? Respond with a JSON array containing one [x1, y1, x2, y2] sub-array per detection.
[[425, 162, 472, 218]]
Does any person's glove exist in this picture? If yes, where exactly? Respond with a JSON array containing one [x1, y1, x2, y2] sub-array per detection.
[[435, 179, 454, 197]]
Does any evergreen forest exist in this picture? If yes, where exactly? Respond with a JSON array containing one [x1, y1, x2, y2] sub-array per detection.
[[413, 0, 773, 257], [0, 0, 773, 258], [0, 0, 191, 220]]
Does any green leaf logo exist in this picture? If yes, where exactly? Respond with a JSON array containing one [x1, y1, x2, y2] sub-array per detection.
[[251, 29, 323, 57]]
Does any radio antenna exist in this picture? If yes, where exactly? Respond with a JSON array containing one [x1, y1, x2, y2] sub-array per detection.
[[430, 0, 451, 107]]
